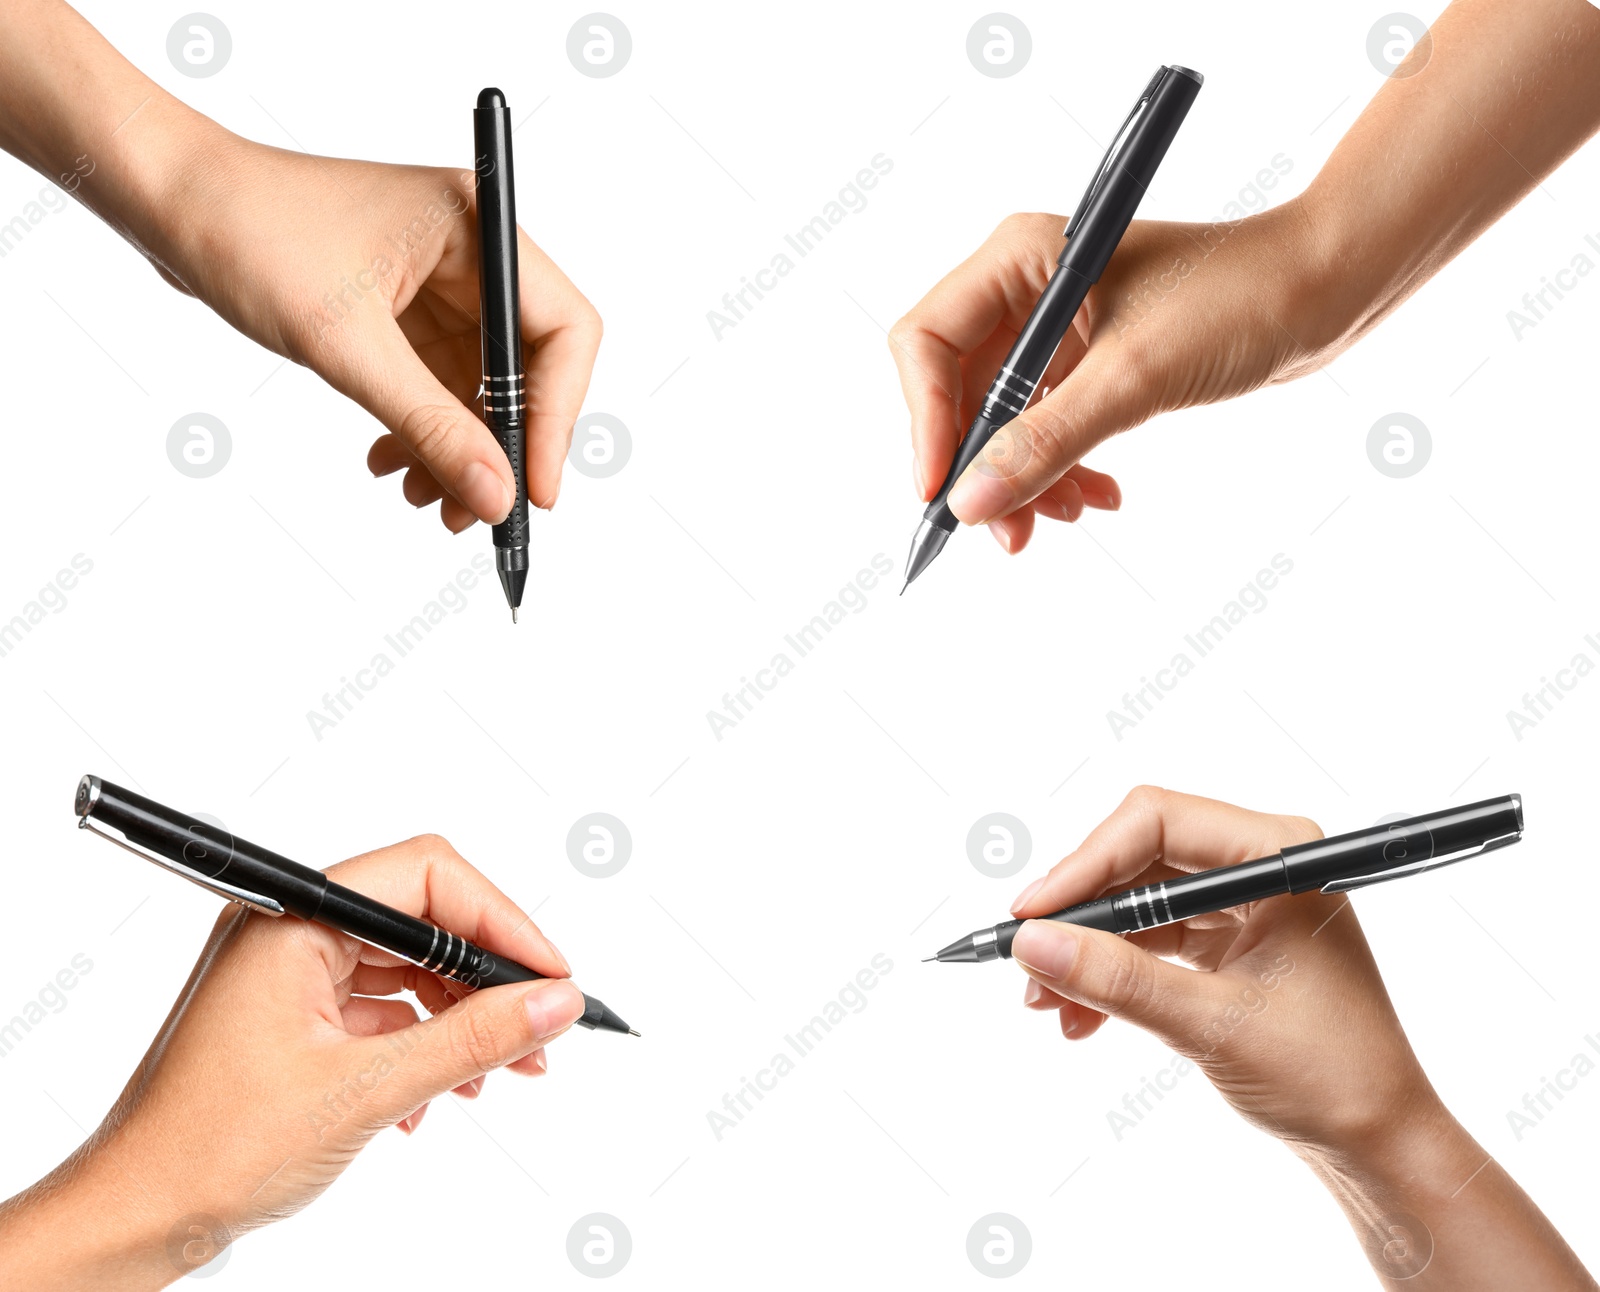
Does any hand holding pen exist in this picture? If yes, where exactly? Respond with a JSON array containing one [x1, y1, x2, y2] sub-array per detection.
[[0, 832, 591, 1285], [954, 787, 1593, 1290]]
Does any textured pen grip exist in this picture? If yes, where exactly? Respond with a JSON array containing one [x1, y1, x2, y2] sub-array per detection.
[[484, 375, 529, 549]]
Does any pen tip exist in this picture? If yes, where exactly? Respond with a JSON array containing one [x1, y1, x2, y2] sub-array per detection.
[[920, 956, 937, 963], [899, 581, 908, 596], [511, 607, 518, 624], [627, 1028, 641, 1037]]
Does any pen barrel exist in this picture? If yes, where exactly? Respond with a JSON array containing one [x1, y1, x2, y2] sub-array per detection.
[[316, 879, 538, 989], [79, 778, 329, 919], [922, 264, 1094, 528], [474, 92, 528, 553], [1058, 66, 1202, 284], [1114, 856, 1289, 928], [1280, 795, 1523, 893], [317, 885, 609, 1026]]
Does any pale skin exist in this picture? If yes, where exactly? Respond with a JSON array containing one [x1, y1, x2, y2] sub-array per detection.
[[1008, 787, 1596, 1290], [892, 0, 1600, 554], [0, 835, 587, 1289], [0, 0, 601, 534]]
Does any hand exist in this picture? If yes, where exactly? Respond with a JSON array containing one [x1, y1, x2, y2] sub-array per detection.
[[1007, 786, 1433, 1152], [153, 126, 601, 532], [0, 835, 586, 1289], [889, 202, 1325, 554], [1008, 787, 1598, 1290]]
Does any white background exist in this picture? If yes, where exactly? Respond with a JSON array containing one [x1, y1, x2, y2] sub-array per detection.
[[1, 0, 1597, 1286]]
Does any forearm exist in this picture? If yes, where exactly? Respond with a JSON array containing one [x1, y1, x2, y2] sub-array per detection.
[[1302, 0, 1600, 353], [1294, 1100, 1595, 1290], [0, 0, 225, 267], [0, 1149, 178, 1291]]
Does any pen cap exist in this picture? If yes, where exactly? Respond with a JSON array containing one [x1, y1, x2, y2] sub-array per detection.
[[75, 775, 329, 920], [1279, 794, 1523, 894], [1059, 65, 1202, 283]]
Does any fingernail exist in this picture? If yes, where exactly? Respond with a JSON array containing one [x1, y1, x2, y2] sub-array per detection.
[[947, 470, 1012, 525], [467, 1076, 484, 1098], [1081, 487, 1120, 511], [912, 453, 924, 499], [1033, 495, 1070, 522], [988, 521, 1013, 553], [524, 980, 584, 1038], [1011, 920, 1078, 980], [1010, 877, 1045, 914], [1023, 979, 1043, 1006], [545, 939, 572, 977], [459, 461, 512, 523], [530, 1047, 548, 1075]]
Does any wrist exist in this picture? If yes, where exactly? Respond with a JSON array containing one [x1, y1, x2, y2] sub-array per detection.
[[1289, 178, 1402, 361], [82, 99, 235, 272]]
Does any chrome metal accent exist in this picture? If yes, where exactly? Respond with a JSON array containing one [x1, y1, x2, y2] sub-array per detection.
[[77, 820, 285, 917]]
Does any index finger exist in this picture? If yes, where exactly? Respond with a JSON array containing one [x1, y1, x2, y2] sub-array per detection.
[[517, 230, 603, 509], [888, 217, 1058, 493], [324, 833, 570, 981], [1011, 786, 1321, 918]]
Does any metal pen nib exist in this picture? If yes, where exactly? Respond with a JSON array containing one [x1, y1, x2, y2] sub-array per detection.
[[902, 518, 952, 592], [926, 929, 1002, 963], [627, 1028, 641, 1037], [511, 607, 518, 624]]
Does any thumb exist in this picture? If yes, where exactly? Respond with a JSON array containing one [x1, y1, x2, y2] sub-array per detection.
[[1011, 919, 1213, 1046], [360, 978, 585, 1124], [321, 316, 517, 524], [946, 348, 1143, 525]]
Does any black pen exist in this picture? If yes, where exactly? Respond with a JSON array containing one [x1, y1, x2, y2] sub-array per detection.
[[475, 88, 530, 622], [902, 64, 1203, 591], [75, 776, 637, 1035], [927, 796, 1523, 963]]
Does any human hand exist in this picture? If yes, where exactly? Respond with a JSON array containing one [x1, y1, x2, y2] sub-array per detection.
[[889, 202, 1329, 554], [0, 834, 586, 1289], [1008, 785, 1599, 1289], [1007, 786, 1438, 1153], [150, 123, 601, 533]]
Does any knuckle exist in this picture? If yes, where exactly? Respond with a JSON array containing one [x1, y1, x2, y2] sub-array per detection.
[[1124, 784, 1166, 812], [447, 1006, 505, 1073], [398, 404, 467, 469], [1286, 814, 1324, 844], [1093, 943, 1154, 1015]]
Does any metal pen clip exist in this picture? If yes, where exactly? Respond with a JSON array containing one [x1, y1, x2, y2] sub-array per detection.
[[1321, 833, 1522, 895], [1063, 66, 1168, 241], [78, 818, 286, 916]]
